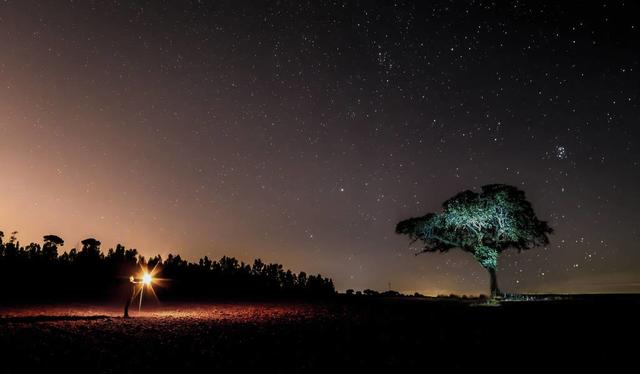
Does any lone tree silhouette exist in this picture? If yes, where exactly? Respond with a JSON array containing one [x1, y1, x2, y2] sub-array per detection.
[[395, 184, 552, 297], [43, 235, 64, 261], [80, 238, 101, 261]]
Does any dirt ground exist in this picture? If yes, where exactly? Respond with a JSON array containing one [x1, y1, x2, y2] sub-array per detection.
[[1, 296, 638, 372]]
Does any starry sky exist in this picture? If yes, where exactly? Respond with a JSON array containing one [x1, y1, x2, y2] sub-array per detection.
[[1, 1, 639, 295]]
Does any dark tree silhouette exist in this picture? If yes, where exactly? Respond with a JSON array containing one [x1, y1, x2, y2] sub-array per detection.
[[80, 238, 102, 261], [43, 235, 64, 261], [395, 184, 552, 297], [0, 230, 335, 302]]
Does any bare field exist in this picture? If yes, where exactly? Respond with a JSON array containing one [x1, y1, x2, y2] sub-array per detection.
[[0, 297, 637, 372], [0, 302, 329, 322]]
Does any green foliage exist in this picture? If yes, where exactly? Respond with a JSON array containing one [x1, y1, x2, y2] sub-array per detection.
[[396, 184, 552, 270], [473, 245, 498, 270]]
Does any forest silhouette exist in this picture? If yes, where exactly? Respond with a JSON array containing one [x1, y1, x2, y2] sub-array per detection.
[[0, 231, 335, 302]]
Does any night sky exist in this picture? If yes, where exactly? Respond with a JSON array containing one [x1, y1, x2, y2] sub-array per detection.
[[1, 1, 638, 295]]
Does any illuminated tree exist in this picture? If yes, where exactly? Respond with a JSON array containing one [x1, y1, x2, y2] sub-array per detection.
[[395, 184, 552, 297]]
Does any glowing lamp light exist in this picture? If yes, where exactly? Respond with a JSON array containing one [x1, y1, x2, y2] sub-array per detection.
[[125, 265, 162, 316]]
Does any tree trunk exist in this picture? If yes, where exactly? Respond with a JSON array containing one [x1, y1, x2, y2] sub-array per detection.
[[488, 267, 501, 298]]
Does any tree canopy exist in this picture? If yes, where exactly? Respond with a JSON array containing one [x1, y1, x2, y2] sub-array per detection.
[[396, 184, 552, 296]]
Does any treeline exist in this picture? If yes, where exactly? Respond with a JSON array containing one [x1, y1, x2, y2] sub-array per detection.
[[344, 288, 487, 300], [0, 231, 335, 303]]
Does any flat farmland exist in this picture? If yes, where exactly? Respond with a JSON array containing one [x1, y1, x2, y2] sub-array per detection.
[[1, 296, 637, 372]]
